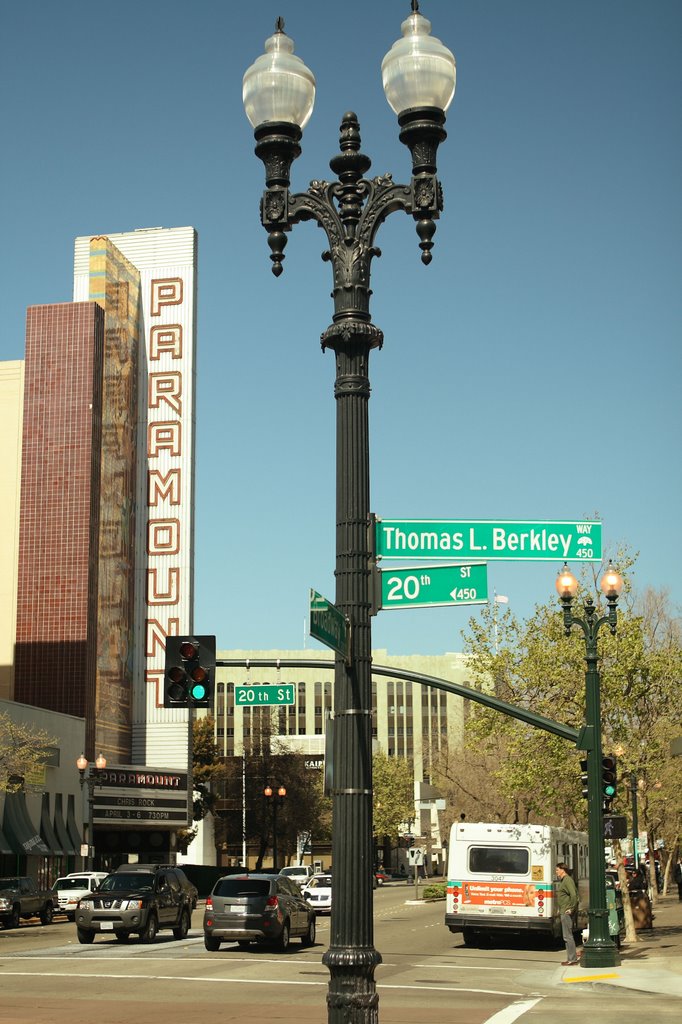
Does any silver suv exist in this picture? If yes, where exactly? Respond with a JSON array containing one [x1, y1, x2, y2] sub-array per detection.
[[75, 864, 193, 944], [203, 873, 316, 952]]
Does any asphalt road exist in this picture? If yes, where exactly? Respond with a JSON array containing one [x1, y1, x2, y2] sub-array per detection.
[[0, 885, 679, 1024]]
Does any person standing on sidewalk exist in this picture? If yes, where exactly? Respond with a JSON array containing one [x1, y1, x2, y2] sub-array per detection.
[[674, 856, 682, 901], [556, 862, 580, 965]]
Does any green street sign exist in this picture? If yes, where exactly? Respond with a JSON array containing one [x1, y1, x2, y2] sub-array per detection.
[[235, 684, 295, 706], [309, 589, 350, 661], [375, 519, 601, 561], [380, 563, 488, 610]]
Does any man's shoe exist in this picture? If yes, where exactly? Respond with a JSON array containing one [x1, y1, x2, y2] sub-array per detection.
[[561, 960, 579, 966]]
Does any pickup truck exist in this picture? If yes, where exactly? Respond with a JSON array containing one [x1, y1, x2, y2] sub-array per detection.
[[0, 875, 56, 928]]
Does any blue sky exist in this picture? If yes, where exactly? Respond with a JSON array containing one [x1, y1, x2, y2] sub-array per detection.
[[1, 1, 680, 656]]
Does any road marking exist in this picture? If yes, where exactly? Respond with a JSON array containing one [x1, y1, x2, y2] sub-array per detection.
[[563, 972, 619, 983], [481, 997, 543, 1023], [414, 963, 523, 972], [0, 971, 519, 996]]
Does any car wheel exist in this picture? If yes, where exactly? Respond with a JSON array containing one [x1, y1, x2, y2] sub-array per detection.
[[277, 920, 290, 952], [204, 934, 221, 952], [40, 903, 54, 925], [173, 909, 190, 940], [116, 931, 130, 943], [7, 906, 21, 929], [66, 913, 75, 922], [237, 939, 251, 949], [300, 916, 316, 947], [77, 927, 95, 944], [140, 911, 158, 944]]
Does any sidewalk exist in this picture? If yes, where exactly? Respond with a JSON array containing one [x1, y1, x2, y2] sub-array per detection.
[[560, 893, 682, 996]]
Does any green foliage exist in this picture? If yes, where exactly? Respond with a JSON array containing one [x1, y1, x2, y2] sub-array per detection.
[[458, 555, 682, 841], [422, 883, 447, 900], [372, 749, 414, 839], [0, 712, 56, 791]]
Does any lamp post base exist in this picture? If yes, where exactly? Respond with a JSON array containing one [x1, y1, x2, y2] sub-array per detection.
[[323, 947, 382, 1024], [581, 940, 621, 969]]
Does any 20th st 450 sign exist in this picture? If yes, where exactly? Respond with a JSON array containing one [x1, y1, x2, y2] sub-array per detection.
[[377, 563, 488, 612]]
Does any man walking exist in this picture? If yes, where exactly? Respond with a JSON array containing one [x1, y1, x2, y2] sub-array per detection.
[[556, 862, 580, 965], [674, 856, 682, 901]]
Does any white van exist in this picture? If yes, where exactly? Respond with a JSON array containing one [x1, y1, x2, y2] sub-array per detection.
[[51, 872, 109, 920], [445, 821, 589, 946]]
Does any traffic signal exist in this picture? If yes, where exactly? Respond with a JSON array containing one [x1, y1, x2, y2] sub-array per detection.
[[601, 755, 617, 810], [163, 635, 216, 708], [580, 758, 589, 800]]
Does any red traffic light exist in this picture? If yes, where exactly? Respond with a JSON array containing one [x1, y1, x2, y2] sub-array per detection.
[[179, 640, 200, 660]]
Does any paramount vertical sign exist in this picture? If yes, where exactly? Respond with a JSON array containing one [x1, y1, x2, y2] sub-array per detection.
[[75, 227, 198, 769]]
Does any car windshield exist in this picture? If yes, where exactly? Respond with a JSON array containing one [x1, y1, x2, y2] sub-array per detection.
[[99, 873, 155, 892], [281, 868, 305, 876], [213, 878, 271, 898], [52, 878, 90, 891], [0, 878, 20, 889], [307, 876, 332, 888]]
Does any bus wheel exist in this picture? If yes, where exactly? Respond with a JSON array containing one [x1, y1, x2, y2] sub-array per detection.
[[462, 929, 477, 948]]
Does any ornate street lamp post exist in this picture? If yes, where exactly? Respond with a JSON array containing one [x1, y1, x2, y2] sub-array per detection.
[[76, 752, 107, 871], [555, 561, 624, 969], [264, 783, 287, 871], [243, 6, 455, 1021]]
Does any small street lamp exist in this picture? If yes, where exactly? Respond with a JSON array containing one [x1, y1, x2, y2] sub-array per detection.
[[76, 752, 107, 871], [243, 6, 455, 1020], [555, 560, 623, 968], [264, 784, 287, 872]]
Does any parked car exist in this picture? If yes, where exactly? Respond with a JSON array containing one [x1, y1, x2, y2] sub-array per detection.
[[203, 872, 316, 952], [75, 863, 194, 944], [301, 873, 332, 913], [375, 870, 390, 886], [0, 876, 56, 928], [279, 865, 314, 887], [51, 872, 109, 921]]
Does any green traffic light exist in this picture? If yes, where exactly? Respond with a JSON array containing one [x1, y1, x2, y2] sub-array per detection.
[[190, 681, 207, 702]]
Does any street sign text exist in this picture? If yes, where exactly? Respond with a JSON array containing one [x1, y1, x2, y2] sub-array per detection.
[[376, 519, 601, 561]]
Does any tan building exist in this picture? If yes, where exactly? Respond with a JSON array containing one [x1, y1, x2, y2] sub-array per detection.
[[0, 361, 24, 702]]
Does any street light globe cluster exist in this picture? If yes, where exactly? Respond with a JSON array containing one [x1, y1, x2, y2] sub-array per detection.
[[242, 3, 455, 133], [555, 560, 623, 602]]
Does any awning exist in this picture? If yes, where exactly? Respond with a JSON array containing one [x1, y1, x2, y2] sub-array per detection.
[[0, 818, 13, 856], [53, 792, 77, 856], [66, 794, 83, 851], [40, 793, 64, 857], [2, 791, 49, 856]]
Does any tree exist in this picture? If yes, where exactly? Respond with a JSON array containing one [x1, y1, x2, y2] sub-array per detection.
[[0, 712, 56, 791], [372, 749, 414, 841], [458, 559, 682, 849]]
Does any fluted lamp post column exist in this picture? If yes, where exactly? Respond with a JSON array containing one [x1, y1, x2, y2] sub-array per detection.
[[243, 6, 455, 1022], [76, 752, 107, 871], [555, 561, 623, 969]]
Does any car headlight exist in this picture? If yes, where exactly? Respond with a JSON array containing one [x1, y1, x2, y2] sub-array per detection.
[[122, 899, 144, 910], [0, 898, 11, 910], [79, 899, 93, 911]]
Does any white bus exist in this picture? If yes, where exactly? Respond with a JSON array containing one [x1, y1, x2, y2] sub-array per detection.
[[445, 820, 589, 946]]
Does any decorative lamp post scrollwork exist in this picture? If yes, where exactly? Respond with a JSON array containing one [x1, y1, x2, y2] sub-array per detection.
[[243, 6, 455, 1021], [555, 561, 623, 969]]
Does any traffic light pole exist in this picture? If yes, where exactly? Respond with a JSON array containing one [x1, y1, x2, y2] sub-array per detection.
[[560, 594, 620, 969]]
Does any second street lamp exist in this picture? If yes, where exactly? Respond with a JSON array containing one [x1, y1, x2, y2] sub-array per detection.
[[243, 6, 455, 1022], [76, 752, 107, 871], [264, 784, 287, 872], [555, 561, 623, 969]]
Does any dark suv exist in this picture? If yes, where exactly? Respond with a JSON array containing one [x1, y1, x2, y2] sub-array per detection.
[[203, 873, 316, 952], [75, 864, 194, 944]]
